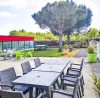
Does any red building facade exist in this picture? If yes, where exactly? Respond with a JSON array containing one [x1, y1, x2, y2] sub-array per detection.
[[0, 36, 34, 53]]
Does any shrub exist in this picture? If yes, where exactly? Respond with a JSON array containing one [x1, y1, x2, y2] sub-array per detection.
[[77, 42, 82, 48], [63, 45, 68, 50], [68, 45, 73, 52], [88, 46, 95, 54]]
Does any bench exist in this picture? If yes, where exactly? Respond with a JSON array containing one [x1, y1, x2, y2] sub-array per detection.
[[34, 45, 47, 50]]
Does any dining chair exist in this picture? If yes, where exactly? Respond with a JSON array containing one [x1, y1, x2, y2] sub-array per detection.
[[65, 58, 84, 85], [21, 61, 35, 74], [21, 61, 44, 96], [34, 58, 44, 67], [0, 67, 30, 95], [69, 58, 84, 71], [51, 77, 80, 98], [0, 89, 44, 98], [0, 89, 25, 98], [62, 74, 84, 97]]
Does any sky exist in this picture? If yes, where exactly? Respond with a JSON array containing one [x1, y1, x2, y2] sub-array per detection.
[[0, 0, 100, 35]]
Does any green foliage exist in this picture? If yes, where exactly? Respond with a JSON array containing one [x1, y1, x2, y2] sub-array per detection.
[[77, 42, 82, 48], [88, 46, 95, 54], [88, 28, 98, 39], [91, 74, 100, 97], [68, 45, 73, 52], [63, 45, 68, 49]]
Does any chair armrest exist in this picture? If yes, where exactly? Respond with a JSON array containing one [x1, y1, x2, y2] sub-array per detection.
[[69, 69, 80, 72], [51, 90, 73, 96], [0, 84, 14, 89], [16, 76, 21, 78], [41, 62, 44, 64], [32, 67, 36, 69], [70, 68, 80, 71], [63, 75, 77, 78], [62, 78, 76, 83], [71, 63, 81, 66], [70, 63, 81, 69]]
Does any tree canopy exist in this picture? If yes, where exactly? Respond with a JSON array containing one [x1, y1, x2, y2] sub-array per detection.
[[32, 0, 92, 52]]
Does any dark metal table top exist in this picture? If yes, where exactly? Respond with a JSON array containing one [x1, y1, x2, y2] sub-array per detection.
[[12, 71, 60, 88], [33, 60, 70, 73]]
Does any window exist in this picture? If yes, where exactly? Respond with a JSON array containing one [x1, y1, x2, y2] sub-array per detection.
[[30, 41, 34, 48], [0, 42, 2, 53], [25, 41, 30, 49], [3, 42, 11, 52], [18, 41, 24, 50], [12, 41, 18, 50]]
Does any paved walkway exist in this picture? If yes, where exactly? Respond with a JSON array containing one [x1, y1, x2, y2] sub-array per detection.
[[0, 57, 99, 98], [75, 48, 87, 57]]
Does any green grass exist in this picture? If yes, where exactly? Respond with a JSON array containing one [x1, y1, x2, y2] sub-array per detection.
[[33, 48, 63, 57], [0, 48, 63, 58]]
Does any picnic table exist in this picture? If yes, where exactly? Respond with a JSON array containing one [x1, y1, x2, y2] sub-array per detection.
[[34, 44, 47, 50]]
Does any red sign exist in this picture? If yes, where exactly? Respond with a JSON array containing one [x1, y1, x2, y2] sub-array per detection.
[[0, 36, 34, 41]]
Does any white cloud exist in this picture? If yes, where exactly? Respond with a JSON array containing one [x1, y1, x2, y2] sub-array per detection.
[[0, 0, 29, 9], [0, 12, 16, 17], [0, 24, 15, 35]]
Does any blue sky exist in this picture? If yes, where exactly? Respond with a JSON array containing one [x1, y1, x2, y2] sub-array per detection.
[[0, 0, 100, 35]]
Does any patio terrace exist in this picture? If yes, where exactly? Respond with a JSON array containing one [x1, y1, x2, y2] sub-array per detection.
[[0, 57, 99, 98]]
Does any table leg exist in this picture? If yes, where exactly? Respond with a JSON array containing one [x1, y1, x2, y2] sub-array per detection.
[[46, 87, 51, 98], [29, 87, 33, 98]]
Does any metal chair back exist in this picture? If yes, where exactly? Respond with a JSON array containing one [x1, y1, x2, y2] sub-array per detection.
[[21, 61, 32, 74], [0, 67, 16, 90], [0, 89, 24, 98], [34, 58, 41, 67]]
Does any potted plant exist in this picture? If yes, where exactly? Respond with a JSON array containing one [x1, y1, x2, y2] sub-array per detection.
[[87, 46, 97, 63], [63, 45, 69, 55], [68, 45, 73, 52]]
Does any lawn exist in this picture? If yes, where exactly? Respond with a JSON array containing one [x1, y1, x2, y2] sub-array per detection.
[[32, 48, 63, 57], [0, 48, 79, 58]]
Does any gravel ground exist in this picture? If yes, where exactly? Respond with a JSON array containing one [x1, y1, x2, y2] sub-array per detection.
[[0, 57, 99, 98]]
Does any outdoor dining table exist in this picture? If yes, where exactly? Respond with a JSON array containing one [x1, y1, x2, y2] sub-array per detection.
[[12, 71, 61, 98], [33, 60, 70, 73], [12, 60, 70, 98], [44, 59, 70, 65]]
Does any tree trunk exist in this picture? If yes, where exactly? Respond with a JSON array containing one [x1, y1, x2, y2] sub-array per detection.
[[67, 34, 70, 45], [58, 33, 63, 52]]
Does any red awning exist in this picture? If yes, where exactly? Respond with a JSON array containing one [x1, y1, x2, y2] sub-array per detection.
[[0, 36, 34, 41]]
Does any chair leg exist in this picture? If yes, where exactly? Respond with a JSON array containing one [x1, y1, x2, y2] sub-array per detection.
[[82, 75, 85, 85], [56, 79, 61, 89], [80, 76, 84, 96]]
